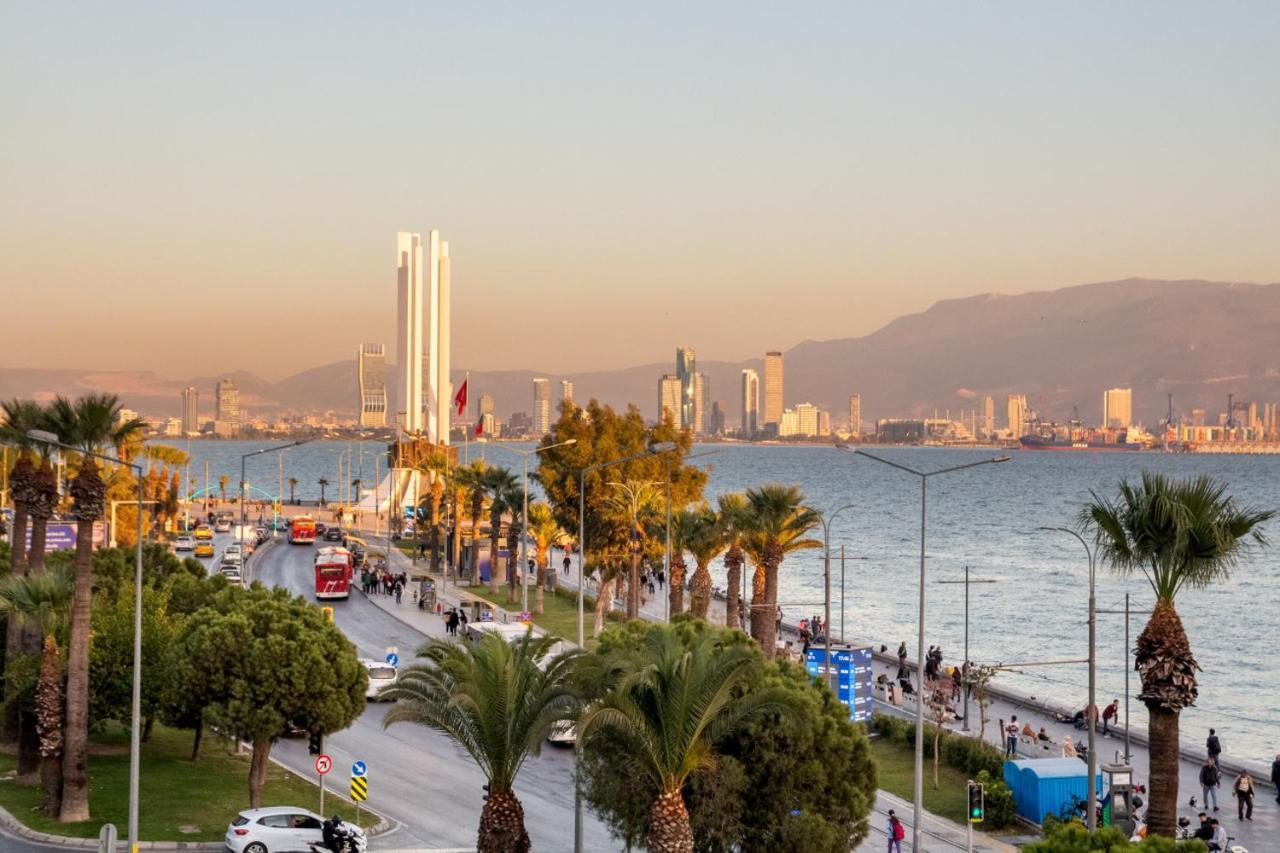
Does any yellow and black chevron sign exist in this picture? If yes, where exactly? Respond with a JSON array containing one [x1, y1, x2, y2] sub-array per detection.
[[350, 775, 368, 802]]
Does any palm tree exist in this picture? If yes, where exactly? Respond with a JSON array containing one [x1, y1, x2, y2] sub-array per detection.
[[1082, 473, 1274, 837], [684, 507, 728, 620], [665, 509, 700, 616], [526, 502, 563, 614], [218, 474, 229, 504], [317, 477, 328, 506], [287, 477, 297, 504], [578, 626, 788, 852], [605, 480, 662, 619], [743, 485, 820, 659], [717, 493, 750, 630], [415, 449, 449, 574], [383, 631, 580, 853], [481, 467, 521, 599], [0, 566, 74, 816], [46, 393, 144, 822], [456, 461, 490, 586]]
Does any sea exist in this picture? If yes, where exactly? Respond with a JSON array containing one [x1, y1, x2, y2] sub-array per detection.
[[173, 439, 1280, 765]]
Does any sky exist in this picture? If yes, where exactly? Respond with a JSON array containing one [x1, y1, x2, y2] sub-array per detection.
[[2, 2, 1279, 380]]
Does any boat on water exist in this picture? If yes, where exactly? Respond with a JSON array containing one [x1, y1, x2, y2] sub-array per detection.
[[1019, 434, 1142, 451]]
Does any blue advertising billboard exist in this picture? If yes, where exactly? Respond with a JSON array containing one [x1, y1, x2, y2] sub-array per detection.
[[805, 645, 874, 723], [21, 521, 106, 552]]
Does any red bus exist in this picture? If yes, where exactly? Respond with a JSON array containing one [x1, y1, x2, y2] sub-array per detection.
[[289, 516, 317, 545], [314, 547, 354, 599]]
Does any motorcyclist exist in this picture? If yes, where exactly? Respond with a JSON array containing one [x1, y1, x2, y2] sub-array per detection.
[[321, 814, 344, 853]]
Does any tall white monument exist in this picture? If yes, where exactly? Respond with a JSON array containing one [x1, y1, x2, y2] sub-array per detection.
[[396, 230, 451, 444]]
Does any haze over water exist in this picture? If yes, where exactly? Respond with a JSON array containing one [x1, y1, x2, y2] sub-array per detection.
[[181, 440, 1279, 766]]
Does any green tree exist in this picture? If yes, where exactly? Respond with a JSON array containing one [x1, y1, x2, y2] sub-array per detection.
[[316, 477, 328, 506], [218, 474, 229, 504], [743, 485, 820, 659], [287, 476, 297, 504], [1082, 473, 1273, 837], [481, 466, 520, 598], [605, 479, 662, 619], [455, 461, 490, 584], [1024, 817, 1207, 851], [578, 623, 790, 853], [717, 493, 750, 630], [383, 631, 580, 853], [684, 506, 728, 620], [45, 393, 144, 822], [88, 580, 181, 741], [665, 508, 699, 617], [414, 448, 449, 574], [525, 502, 563, 613], [174, 586, 367, 806]]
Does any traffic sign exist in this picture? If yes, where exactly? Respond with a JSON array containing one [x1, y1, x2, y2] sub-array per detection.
[[350, 774, 368, 802], [315, 754, 332, 775], [321, 606, 334, 622], [352, 760, 367, 778], [386, 652, 399, 667]]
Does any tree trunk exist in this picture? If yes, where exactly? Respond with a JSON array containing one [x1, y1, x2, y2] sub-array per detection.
[[689, 561, 712, 620], [3, 500, 28, 744], [58, 514, 97, 822], [594, 577, 614, 636], [749, 563, 766, 647], [626, 549, 640, 620], [489, 521, 503, 595], [17, 699, 41, 786], [190, 717, 204, 761], [535, 556, 546, 615], [758, 542, 783, 660], [1136, 600, 1196, 839], [476, 789, 530, 853], [248, 737, 273, 808], [723, 546, 742, 630], [469, 512, 482, 586], [36, 635, 63, 816], [646, 789, 694, 853], [15, 500, 48, 781], [1146, 705, 1180, 837], [668, 553, 686, 615]]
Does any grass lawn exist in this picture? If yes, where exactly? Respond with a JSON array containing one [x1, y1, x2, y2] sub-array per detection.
[[456, 583, 623, 647], [0, 724, 359, 841], [869, 736, 971, 826]]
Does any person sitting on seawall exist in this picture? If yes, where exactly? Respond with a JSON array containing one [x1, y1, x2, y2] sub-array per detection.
[[1021, 721, 1036, 742]]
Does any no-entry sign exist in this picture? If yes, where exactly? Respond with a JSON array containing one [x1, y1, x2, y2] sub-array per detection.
[[315, 754, 332, 775]]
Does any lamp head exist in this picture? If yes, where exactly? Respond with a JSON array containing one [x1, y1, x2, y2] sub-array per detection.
[[649, 441, 677, 453], [26, 429, 61, 445]]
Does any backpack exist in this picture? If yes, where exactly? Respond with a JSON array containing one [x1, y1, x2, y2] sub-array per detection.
[[892, 819, 905, 840]]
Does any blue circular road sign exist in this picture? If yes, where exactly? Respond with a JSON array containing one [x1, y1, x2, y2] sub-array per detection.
[[352, 760, 367, 777], [386, 652, 399, 667]]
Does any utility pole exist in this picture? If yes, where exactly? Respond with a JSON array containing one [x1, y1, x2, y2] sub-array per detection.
[[937, 566, 998, 731], [1098, 594, 1150, 766]]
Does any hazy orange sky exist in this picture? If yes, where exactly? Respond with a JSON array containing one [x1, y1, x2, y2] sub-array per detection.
[[3, 3, 1278, 380]]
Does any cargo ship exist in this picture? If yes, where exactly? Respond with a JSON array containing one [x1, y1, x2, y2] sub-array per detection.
[[1019, 434, 1142, 451]]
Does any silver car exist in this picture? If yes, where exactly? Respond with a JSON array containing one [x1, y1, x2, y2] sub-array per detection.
[[361, 659, 398, 701], [225, 807, 327, 852]]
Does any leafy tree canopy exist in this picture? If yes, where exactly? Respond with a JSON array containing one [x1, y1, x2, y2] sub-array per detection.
[[1025, 817, 1206, 852]]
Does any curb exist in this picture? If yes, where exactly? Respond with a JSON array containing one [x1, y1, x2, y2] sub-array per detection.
[[0, 803, 223, 851]]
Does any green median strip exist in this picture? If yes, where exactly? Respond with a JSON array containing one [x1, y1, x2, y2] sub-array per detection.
[[867, 736, 970, 826]]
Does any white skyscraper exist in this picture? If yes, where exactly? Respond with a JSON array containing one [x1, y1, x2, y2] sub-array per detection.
[[1103, 388, 1133, 429], [533, 378, 552, 433], [396, 231, 451, 443], [741, 369, 759, 436]]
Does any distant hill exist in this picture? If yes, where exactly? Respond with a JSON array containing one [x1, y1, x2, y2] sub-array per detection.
[[4, 279, 1278, 427]]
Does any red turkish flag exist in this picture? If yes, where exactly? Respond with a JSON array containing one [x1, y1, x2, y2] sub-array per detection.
[[454, 378, 468, 415]]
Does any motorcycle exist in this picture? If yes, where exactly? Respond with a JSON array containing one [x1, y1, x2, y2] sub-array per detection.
[[307, 821, 367, 853]]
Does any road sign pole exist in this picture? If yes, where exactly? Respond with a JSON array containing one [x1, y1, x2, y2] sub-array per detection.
[[319, 772, 324, 816]]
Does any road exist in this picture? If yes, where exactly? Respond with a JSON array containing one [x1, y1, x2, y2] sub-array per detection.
[[250, 535, 617, 852]]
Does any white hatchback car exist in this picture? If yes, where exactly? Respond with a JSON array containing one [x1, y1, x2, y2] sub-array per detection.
[[361, 659, 398, 701], [173, 534, 195, 552], [225, 806, 326, 853]]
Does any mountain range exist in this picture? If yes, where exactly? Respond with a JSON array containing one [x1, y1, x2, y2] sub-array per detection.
[[4, 278, 1279, 429]]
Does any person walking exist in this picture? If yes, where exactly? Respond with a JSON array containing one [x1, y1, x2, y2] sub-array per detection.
[[1102, 699, 1119, 736], [562, 553, 571, 575], [886, 809, 904, 853], [1200, 757, 1221, 812], [393, 580, 403, 605], [1005, 715, 1019, 758], [1271, 753, 1280, 804], [1206, 728, 1223, 764], [1232, 771, 1254, 820]]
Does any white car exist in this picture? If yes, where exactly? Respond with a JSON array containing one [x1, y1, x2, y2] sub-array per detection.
[[173, 534, 195, 552], [224, 543, 243, 559], [214, 518, 233, 533], [221, 569, 243, 586], [225, 807, 365, 853], [361, 659, 398, 701]]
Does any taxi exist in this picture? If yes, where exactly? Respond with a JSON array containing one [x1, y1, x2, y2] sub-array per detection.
[[194, 540, 215, 558], [194, 525, 214, 541]]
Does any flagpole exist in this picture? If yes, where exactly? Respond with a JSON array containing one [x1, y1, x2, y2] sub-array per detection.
[[463, 371, 470, 465]]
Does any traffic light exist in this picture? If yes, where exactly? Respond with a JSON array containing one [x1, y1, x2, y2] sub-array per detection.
[[967, 781, 985, 823], [308, 730, 324, 756]]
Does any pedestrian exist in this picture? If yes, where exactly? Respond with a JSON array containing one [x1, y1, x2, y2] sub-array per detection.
[[1005, 715, 1019, 758], [394, 581, 403, 605], [563, 553, 571, 575], [897, 641, 908, 674], [1192, 812, 1213, 842], [1207, 728, 1223, 764], [657, 570, 665, 590], [775, 606, 783, 634], [1102, 699, 1119, 736], [886, 809, 904, 853], [1272, 753, 1280, 804], [1200, 757, 1221, 812], [1208, 818, 1227, 851], [1233, 771, 1254, 820]]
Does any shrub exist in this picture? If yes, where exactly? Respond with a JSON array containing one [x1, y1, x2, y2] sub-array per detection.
[[975, 770, 1016, 829]]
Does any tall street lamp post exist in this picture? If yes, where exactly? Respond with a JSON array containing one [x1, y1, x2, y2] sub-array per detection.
[[242, 440, 312, 581], [574, 440, 675, 853], [487, 439, 577, 614], [1041, 525, 1098, 831], [28, 430, 146, 853], [936, 565, 998, 732], [817, 503, 858, 697], [843, 447, 1010, 852]]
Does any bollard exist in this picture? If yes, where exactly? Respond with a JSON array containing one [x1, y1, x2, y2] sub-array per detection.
[[98, 823, 118, 853]]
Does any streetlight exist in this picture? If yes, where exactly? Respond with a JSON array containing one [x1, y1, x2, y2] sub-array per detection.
[[573, 439, 674, 853], [816, 503, 858, 698], [486, 439, 577, 614], [841, 446, 1010, 852], [28, 429, 145, 853], [242, 440, 312, 579], [1041, 525, 1098, 831]]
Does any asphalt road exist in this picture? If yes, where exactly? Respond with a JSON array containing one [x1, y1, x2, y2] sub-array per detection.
[[251, 536, 617, 852]]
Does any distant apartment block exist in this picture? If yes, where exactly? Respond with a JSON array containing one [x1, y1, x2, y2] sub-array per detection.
[[658, 374, 681, 424], [561, 380, 574, 408], [357, 343, 388, 428], [763, 351, 784, 428], [1007, 394, 1027, 437], [532, 378, 552, 434], [848, 393, 861, 437], [817, 409, 831, 437], [216, 378, 240, 435], [1103, 388, 1133, 429], [741, 369, 759, 436], [982, 395, 994, 438], [676, 347, 697, 431], [479, 394, 495, 416], [693, 372, 708, 433], [180, 387, 199, 435], [710, 401, 725, 436]]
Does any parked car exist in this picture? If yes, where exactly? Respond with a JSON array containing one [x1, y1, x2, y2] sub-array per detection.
[[173, 534, 195, 552], [361, 659, 398, 701], [224, 807, 365, 853]]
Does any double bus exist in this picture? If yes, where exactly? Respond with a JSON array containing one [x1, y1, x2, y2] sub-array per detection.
[[314, 547, 354, 599], [289, 516, 317, 545]]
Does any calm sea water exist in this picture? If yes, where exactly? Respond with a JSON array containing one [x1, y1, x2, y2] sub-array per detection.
[[174, 439, 1280, 763]]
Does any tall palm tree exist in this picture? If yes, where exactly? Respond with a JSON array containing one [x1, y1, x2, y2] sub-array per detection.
[[479, 466, 520, 595], [383, 632, 580, 853], [455, 461, 490, 586], [606, 480, 662, 619], [526, 502, 563, 613], [415, 449, 449, 574], [47, 393, 144, 822], [717, 493, 750, 630], [1083, 473, 1274, 838], [287, 477, 297, 504], [578, 626, 788, 853], [684, 507, 727, 620], [316, 477, 328, 506], [743, 485, 820, 659], [0, 566, 74, 815], [665, 509, 699, 616]]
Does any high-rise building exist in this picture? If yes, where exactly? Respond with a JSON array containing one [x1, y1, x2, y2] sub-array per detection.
[[532, 378, 552, 434], [479, 394, 495, 416], [740, 369, 759, 437], [1103, 388, 1133, 429], [480, 412, 496, 436], [180, 387, 199, 435], [117, 408, 139, 429], [817, 409, 832, 437], [216, 378, 240, 429], [658, 374, 681, 424], [1007, 394, 1027, 437], [709, 401, 725, 436], [676, 347, 697, 431], [357, 343, 387, 428], [778, 408, 800, 437], [561, 380, 574, 408], [795, 402, 819, 437], [693, 372, 709, 433], [395, 230, 451, 442], [848, 393, 861, 437], [982, 396, 994, 438], [763, 351, 784, 428]]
